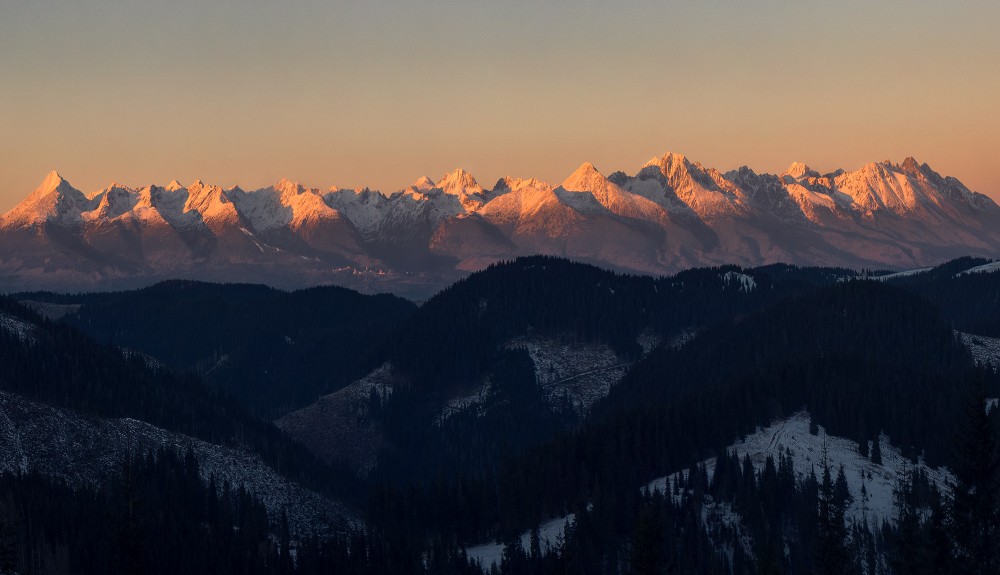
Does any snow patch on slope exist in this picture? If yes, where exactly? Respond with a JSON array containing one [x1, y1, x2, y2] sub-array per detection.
[[505, 335, 628, 414], [870, 267, 933, 281], [646, 411, 953, 529], [956, 331, 1000, 368], [721, 271, 756, 292], [0, 313, 38, 344], [465, 514, 576, 571], [0, 391, 357, 537]]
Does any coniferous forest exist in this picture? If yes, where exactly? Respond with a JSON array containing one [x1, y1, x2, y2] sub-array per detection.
[[2, 256, 1000, 574]]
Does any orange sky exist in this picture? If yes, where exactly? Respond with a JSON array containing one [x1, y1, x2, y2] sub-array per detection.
[[1, 1, 998, 210]]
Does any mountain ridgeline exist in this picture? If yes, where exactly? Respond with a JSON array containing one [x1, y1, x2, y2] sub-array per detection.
[[3, 256, 1000, 573], [1, 153, 999, 298]]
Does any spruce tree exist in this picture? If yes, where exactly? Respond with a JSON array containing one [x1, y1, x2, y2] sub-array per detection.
[[950, 385, 1000, 574], [870, 434, 882, 465]]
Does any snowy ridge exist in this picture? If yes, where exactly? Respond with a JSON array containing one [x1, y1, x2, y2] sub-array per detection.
[[869, 267, 933, 281], [955, 261, 1000, 276]]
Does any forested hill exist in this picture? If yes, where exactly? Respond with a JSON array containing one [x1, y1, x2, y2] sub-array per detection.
[[384, 255, 847, 395], [5, 256, 1000, 573], [0, 295, 360, 501], [18, 281, 416, 417]]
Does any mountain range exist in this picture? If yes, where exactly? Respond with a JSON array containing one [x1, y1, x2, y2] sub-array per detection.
[[1, 153, 998, 296]]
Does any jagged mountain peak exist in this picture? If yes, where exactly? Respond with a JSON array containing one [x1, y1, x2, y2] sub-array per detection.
[[39, 170, 67, 191], [561, 162, 610, 192], [2, 171, 92, 227], [436, 168, 483, 195], [411, 176, 435, 191], [165, 180, 185, 192], [784, 162, 819, 180], [643, 151, 690, 171], [493, 176, 548, 194], [275, 178, 307, 195]]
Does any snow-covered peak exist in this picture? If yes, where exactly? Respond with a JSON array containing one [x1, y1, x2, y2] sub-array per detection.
[[560, 162, 608, 192], [35, 170, 69, 194], [642, 152, 689, 174], [834, 160, 928, 215], [165, 180, 185, 192], [436, 169, 484, 197], [2, 171, 94, 227], [412, 176, 435, 191], [183, 180, 240, 224], [783, 162, 819, 180], [640, 152, 747, 217], [85, 183, 138, 220], [274, 178, 307, 196], [493, 176, 550, 194]]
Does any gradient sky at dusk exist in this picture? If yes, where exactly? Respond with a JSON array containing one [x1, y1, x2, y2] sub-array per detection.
[[2, 0, 998, 210]]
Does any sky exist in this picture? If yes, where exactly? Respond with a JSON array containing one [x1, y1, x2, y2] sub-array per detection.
[[1, 0, 998, 210]]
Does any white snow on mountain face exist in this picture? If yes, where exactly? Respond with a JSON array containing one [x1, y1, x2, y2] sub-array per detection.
[[645, 412, 953, 530], [2, 153, 998, 295]]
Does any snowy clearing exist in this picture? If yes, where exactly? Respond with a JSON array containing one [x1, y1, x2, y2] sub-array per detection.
[[956, 331, 1000, 368], [646, 411, 952, 529]]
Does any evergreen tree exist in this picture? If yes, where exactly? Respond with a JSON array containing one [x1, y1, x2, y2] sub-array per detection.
[[815, 444, 851, 575], [0, 504, 16, 575], [950, 386, 1000, 574]]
